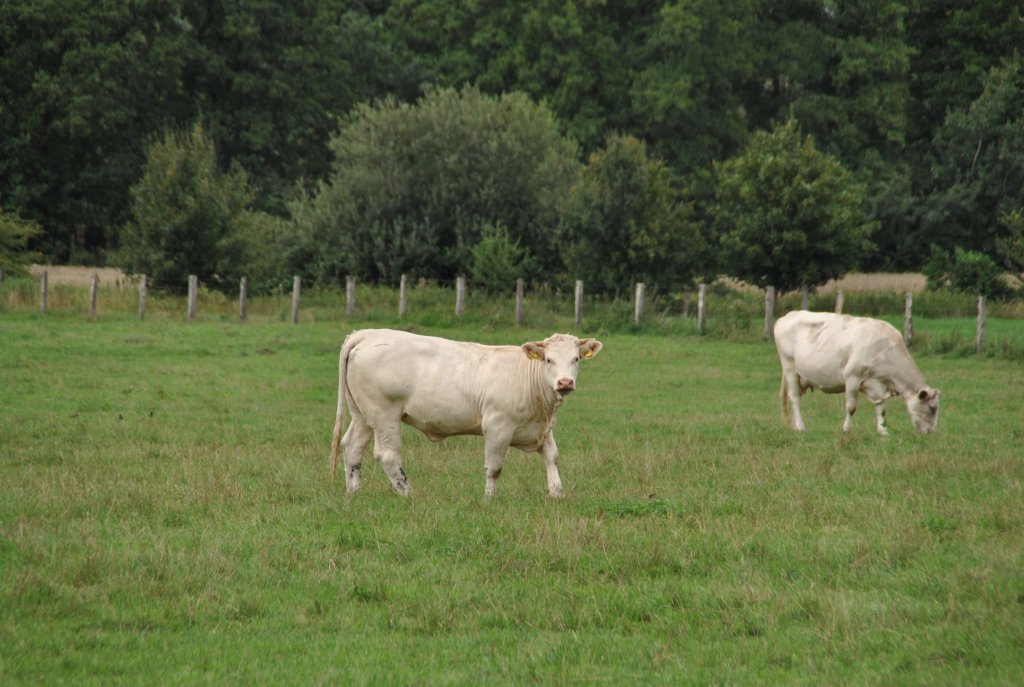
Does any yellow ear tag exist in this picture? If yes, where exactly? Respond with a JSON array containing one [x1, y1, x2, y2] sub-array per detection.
[[583, 350, 593, 358], [530, 350, 541, 359]]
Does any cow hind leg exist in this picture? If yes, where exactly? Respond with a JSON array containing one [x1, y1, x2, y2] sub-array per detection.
[[780, 376, 789, 423], [842, 378, 861, 432], [341, 413, 373, 493], [373, 422, 409, 496]]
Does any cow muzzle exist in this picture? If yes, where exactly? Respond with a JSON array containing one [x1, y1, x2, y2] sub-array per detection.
[[556, 378, 575, 394]]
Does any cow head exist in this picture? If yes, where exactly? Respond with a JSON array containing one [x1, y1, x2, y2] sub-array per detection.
[[907, 387, 941, 433], [522, 334, 603, 395]]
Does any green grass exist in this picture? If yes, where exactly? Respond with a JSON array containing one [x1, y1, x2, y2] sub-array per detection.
[[2, 311, 1023, 685]]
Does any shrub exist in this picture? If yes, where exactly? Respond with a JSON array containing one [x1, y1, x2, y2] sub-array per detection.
[[924, 245, 1011, 297], [470, 223, 530, 294], [295, 86, 580, 286]]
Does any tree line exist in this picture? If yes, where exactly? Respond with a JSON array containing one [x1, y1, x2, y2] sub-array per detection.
[[1, 1, 1022, 296]]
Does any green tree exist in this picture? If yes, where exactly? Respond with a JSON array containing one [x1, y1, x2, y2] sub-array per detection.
[[382, 0, 655, 156], [712, 119, 875, 293], [632, 0, 757, 175], [0, 207, 41, 276], [184, 0, 407, 214], [896, 2, 1024, 269], [560, 134, 703, 295], [744, 1, 913, 164], [907, 1, 1024, 145], [741, 1, 915, 270], [116, 123, 254, 293], [922, 56, 1024, 259], [0, 1, 404, 261], [0, 0, 193, 261], [296, 86, 580, 284]]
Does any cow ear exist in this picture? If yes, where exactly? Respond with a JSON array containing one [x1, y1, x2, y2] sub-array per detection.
[[578, 339, 603, 359], [522, 341, 545, 359], [918, 388, 934, 401]]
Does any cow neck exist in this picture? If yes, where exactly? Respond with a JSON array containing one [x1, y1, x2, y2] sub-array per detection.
[[523, 355, 563, 416], [881, 343, 929, 399]]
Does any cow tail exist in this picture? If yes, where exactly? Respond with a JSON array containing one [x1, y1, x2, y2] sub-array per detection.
[[330, 333, 356, 477], [780, 375, 790, 424]]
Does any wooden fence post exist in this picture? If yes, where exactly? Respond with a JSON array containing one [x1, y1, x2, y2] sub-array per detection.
[[835, 289, 844, 314], [455, 276, 466, 316], [187, 274, 197, 322], [515, 278, 524, 326], [574, 280, 583, 329], [682, 288, 692, 318], [903, 292, 913, 346], [634, 282, 645, 324], [346, 276, 356, 316], [976, 295, 986, 354], [89, 272, 98, 319], [801, 284, 809, 310], [138, 275, 147, 320], [239, 276, 248, 322], [764, 286, 775, 339], [291, 276, 301, 324], [399, 274, 408, 318], [40, 270, 48, 313], [697, 283, 707, 334]]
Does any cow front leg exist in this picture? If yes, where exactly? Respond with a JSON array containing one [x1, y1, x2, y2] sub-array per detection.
[[483, 432, 512, 498], [540, 432, 563, 498], [873, 400, 889, 436], [860, 379, 891, 437], [842, 378, 861, 432]]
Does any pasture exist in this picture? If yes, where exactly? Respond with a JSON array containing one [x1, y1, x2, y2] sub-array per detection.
[[1, 312, 1022, 685]]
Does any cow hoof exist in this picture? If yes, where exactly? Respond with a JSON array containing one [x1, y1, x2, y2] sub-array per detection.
[[548, 487, 563, 498]]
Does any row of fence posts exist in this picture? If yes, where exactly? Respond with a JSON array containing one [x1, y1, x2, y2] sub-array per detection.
[[24, 269, 993, 352]]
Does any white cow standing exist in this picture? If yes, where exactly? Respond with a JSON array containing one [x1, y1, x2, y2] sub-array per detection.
[[330, 329, 603, 497], [773, 311, 940, 435]]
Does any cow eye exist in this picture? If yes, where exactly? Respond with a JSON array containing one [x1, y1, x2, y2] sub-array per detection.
[[573, 356, 579, 363]]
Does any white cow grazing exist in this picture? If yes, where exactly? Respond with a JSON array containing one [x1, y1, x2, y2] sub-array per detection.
[[329, 329, 603, 497], [773, 311, 940, 435]]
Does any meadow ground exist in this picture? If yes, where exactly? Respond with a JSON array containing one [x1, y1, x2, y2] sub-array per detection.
[[1, 311, 1022, 685]]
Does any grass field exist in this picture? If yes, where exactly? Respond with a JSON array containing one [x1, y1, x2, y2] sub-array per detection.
[[2, 310, 1023, 685]]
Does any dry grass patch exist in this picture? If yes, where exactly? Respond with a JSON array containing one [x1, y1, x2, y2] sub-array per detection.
[[723, 272, 927, 294], [29, 264, 131, 288]]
